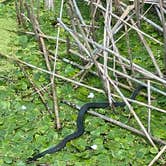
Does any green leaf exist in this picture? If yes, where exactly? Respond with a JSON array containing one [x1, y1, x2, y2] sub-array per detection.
[[4, 156, 13, 164], [16, 160, 26, 166], [18, 35, 28, 48], [70, 138, 87, 151], [0, 100, 10, 110], [150, 147, 158, 154], [0, 117, 4, 125]]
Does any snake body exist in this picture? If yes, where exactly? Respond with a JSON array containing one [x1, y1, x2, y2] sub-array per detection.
[[27, 85, 145, 163]]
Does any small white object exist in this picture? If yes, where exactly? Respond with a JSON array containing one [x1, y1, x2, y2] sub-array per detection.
[[87, 92, 94, 99], [91, 144, 97, 150], [21, 105, 27, 110]]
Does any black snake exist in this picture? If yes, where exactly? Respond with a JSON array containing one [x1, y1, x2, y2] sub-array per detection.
[[27, 85, 145, 163]]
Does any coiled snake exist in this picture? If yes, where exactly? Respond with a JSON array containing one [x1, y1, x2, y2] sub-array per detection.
[[27, 85, 145, 163]]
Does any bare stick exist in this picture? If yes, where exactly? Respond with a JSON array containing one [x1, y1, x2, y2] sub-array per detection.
[[103, 0, 113, 104], [134, 0, 140, 27], [51, 0, 65, 130], [147, 80, 151, 133], [159, 0, 166, 73]]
